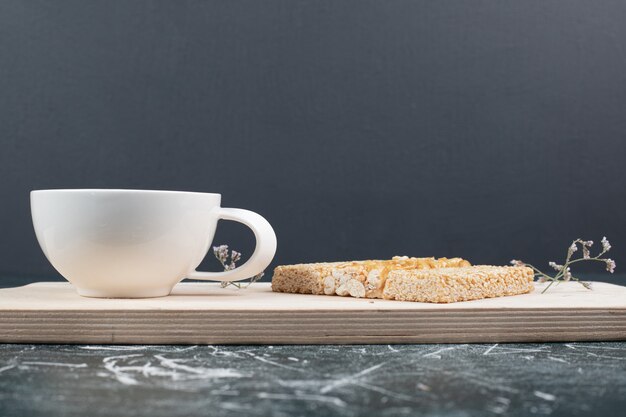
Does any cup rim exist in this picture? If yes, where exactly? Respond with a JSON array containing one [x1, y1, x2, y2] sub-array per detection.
[[30, 189, 221, 197]]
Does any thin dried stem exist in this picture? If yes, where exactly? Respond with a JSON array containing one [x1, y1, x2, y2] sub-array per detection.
[[513, 237, 615, 293], [213, 244, 265, 289]]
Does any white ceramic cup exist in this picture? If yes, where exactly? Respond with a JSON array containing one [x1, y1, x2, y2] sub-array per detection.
[[30, 189, 277, 298]]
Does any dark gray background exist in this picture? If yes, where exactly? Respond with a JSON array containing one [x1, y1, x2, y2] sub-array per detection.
[[1, 0, 625, 281]]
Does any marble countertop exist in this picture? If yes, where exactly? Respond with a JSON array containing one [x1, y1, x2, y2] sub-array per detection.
[[1, 343, 626, 417]]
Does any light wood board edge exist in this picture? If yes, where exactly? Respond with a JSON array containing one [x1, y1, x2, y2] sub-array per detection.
[[2, 308, 626, 344]]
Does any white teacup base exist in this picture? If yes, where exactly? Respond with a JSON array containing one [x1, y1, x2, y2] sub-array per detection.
[[75, 286, 174, 299]]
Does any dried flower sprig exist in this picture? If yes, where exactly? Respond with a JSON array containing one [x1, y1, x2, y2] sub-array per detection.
[[511, 237, 616, 293], [213, 244, 265, 289]]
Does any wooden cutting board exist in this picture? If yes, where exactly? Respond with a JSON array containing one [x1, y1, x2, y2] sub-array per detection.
[[1, 281, 625, 344]]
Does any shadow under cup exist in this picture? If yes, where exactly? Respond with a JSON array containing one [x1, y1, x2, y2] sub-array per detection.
[[31, 190, 222, 298]]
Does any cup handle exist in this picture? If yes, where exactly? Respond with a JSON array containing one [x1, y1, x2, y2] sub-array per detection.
[[187, 207, 277, 282]]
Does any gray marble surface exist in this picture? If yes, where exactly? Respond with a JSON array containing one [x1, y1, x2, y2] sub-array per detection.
[[1, 343, 626, 417]]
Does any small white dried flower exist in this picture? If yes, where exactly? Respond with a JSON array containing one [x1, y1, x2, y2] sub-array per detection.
[[548, 262, 563, 271], [567, 242, 578, 258], [510, 260, 525, 266], [537, 276, 548, 283], [605, 259, 616, 274], [213, 245, 230, 264], [576, 239, 593, 259], [601, 236, 611, 252], [214, 244, 266, 289], [563, 267, 572, 282]]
